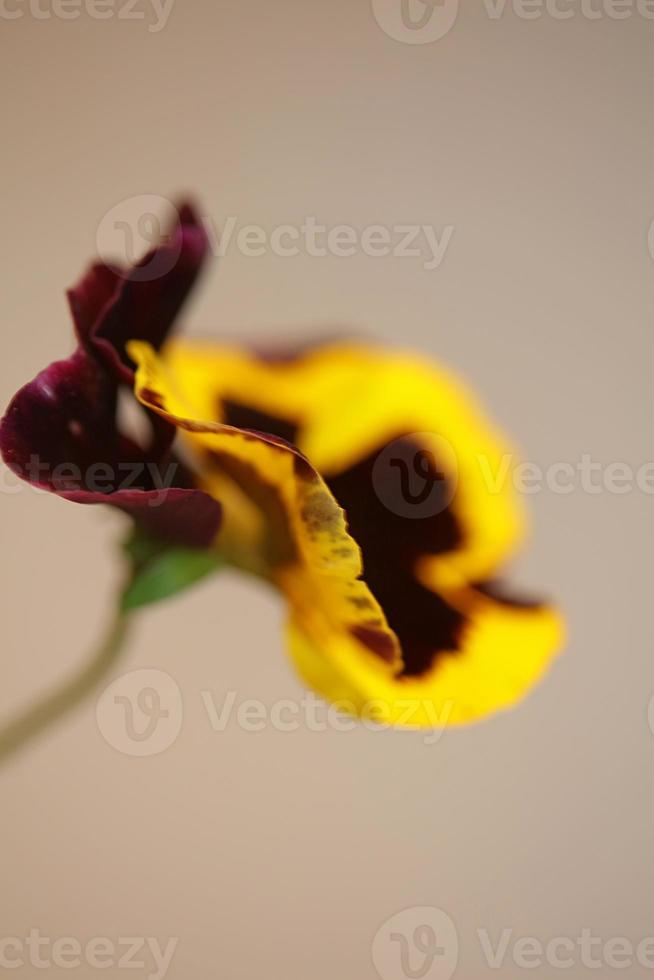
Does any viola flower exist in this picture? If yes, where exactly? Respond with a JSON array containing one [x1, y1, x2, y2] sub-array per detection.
[[0, 202, 563, 747]]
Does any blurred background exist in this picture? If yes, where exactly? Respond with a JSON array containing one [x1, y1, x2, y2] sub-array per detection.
[[1, 1, 654, 977]]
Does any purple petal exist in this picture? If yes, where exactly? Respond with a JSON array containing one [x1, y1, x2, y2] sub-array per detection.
[[61, 487, 222, 550], [0, 348, 221, 548], [67, 202, 209, 384]]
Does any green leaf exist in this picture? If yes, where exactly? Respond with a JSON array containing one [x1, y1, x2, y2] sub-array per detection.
[[121, 547, 222, 612]]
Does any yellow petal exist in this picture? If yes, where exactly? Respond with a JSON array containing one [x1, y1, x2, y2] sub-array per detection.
[[129, 338, 563, 727], [162, 339, 525, 588], [128, 340, 402, 676], [288, 588, 564, 726]]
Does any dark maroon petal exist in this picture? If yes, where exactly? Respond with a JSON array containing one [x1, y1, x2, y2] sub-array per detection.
[[67, 202, 209, 384], [0, 349, 122, 479], [2, 201, 219, 549], [0, 348, 221, 549], [66, 262, 122, 347], [60, 487, 221, 549]]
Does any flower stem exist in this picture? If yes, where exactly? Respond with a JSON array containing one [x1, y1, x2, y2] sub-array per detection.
[[0, 610, 131, 765]]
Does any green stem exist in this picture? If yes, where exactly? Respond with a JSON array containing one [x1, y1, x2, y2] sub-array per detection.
[[0, 610, 131, 765]]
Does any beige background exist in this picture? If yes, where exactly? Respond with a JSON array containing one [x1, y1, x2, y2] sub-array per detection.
[[2, 1, 654, 977]]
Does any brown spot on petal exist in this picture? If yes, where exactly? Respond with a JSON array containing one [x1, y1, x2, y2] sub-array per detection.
[[140, 387, 165, 410], [349, 595, 375, 611], [221, 399, 300, 447], [327, 437, 464, 677], [301, 490, 340, 536], [351, 625, 397, 664]]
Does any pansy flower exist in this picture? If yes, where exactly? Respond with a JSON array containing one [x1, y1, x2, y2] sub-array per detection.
[[0, 201, 563, 748]]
